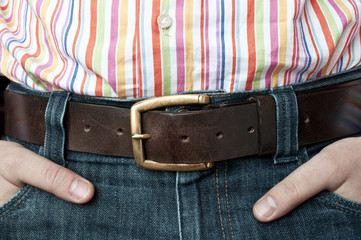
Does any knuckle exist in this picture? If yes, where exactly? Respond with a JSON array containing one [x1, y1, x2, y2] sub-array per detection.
[[43, 166, 71, 190], [279, 179, 302, 203]]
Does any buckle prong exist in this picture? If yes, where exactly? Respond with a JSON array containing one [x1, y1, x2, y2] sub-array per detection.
[[132, 134, 151, 140], [130, 94, 214, 171]]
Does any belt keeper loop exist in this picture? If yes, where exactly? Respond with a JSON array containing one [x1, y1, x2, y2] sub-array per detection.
[[250, 95, 277, 156], [42, 91, 71, 166]]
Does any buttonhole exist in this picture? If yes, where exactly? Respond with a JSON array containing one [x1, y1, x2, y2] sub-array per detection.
[[84, 125, 91, 132], [117, 128, 124, 135], [248, 127, 255, 134], [181, 136, 190, 143], [304, 116, 310, 124], [216, 132, 224, 139]]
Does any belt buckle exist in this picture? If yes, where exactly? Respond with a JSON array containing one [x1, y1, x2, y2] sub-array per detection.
[[130, 94, 214, 171]]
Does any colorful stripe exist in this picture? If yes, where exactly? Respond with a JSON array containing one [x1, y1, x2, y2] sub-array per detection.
[[246, 0, 256, 90], [200, 0, 205, 90], [175, 0, 185, 92], [184, 0, 194, 91], [151, 0, 162, 96], [0, 0, 360, 98], [229, 0, 236, 92], [204, 0, 210, 90], [283, 0, 299, 85], [160, 0, 171, 95], [264, 0, 279, 88], [271, 0, 287, 87], [253, 0, 265, 89], [234, 0, 241, 90], [219, 0, 225, 89], [117, 0, 128, 98], [108, 0, 119, 94]]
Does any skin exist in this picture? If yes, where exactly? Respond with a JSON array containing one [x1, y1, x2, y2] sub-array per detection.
[[0, 137, 360, 222], [253, 136, 361, 222], [0, 141, 94, 205]]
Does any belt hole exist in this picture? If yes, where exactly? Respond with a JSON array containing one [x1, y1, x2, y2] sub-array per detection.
[[304, 116, 310, 124], [117, 128, 124, 135], [84, 125, 91, 132], [216, 132, 224, 139], [248, 127, 255, 134], [181, 136, 190, 143]]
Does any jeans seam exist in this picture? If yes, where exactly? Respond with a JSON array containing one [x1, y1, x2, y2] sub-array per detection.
[[318, 195, 361, 217], [176, 172, 183, 240], [224, 161, 235, 240], [216, 163, 226, 240], [0, 186, 34, 220]]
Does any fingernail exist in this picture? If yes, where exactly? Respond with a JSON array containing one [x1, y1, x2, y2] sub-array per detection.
[[69, 179, 91, 201], [254, 196, 277, 219]]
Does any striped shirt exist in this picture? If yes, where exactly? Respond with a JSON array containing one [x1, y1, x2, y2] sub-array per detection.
[[0, 0, 361, 99]]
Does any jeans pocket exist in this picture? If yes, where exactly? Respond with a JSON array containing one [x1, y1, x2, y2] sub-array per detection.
[[316, 191, 361, 217], [0, 136, 42, 220], [302, 136, 361, 217], [0, 185, 34, 220]]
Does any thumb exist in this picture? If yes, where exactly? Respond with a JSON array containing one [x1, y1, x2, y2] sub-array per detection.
[[252, 153, 338, 222], [1, 141, 95, 204]]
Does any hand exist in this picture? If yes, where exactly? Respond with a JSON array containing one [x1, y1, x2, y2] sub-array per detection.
[[0, 140, 95, 206], [253, 136, 361, 222]]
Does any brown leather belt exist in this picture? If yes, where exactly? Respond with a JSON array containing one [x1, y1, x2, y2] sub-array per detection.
[[4, 79, 361, 171]]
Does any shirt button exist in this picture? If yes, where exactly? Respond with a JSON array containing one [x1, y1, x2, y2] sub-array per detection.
[[157, 13, 172, 29]]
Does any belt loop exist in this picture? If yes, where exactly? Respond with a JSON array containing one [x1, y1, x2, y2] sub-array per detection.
[[270, 86, 299, 164], [41, 91, 70, 166]]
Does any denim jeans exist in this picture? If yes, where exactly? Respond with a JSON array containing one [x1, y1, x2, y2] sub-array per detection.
[[1, 68, 361, 239]]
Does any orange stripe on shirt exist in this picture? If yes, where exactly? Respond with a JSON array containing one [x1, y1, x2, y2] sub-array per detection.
[[151, 0, 162, 96], [311, 1, 335, 60], [246, 0, 256, 90], [0, 0, 9, 12], [80, 72, 87, 95]]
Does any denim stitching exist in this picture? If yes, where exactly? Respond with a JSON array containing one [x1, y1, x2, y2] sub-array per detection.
[[271, 86, 299, 164], [318, 195, 361, 217], [43, 92, 69, 166], [224, 161, 235, 240], [0, 187, 34, 220], [216, 164, 226, 240], [175, 172, 183, 240]]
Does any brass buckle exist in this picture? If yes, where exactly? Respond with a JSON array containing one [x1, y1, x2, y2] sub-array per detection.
[[130, 94, 214, 171]]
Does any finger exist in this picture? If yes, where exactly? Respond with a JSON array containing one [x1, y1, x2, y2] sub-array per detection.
[[252, 152, 340, 222], [0, 175, 22, 205], [1, 141, 95, 204]]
